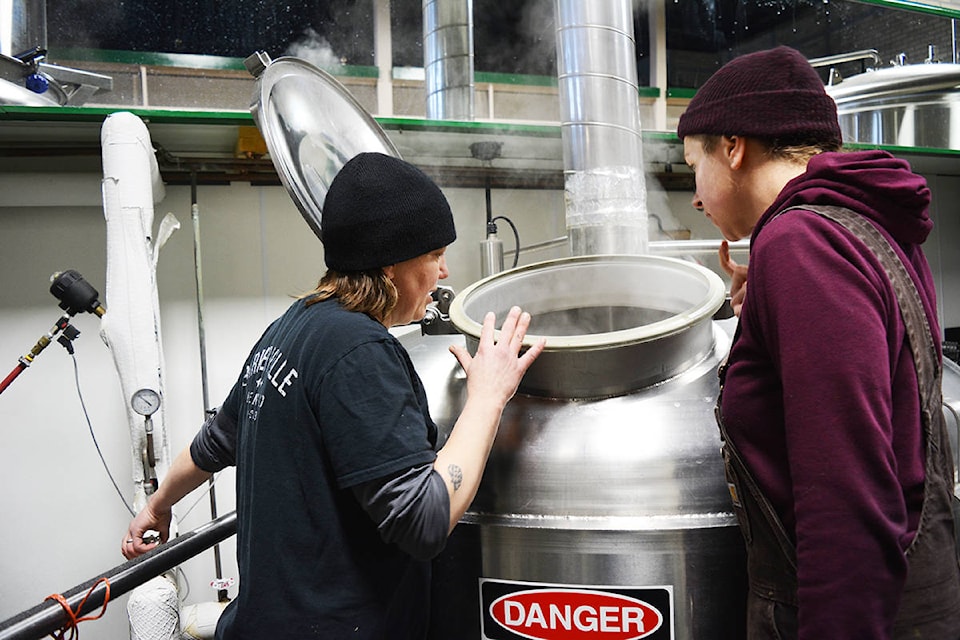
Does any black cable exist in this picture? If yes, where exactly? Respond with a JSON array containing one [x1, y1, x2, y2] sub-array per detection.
[[492, 215, 521, 268], [69, 351, 137, 517], [67, 346, 204, 602]]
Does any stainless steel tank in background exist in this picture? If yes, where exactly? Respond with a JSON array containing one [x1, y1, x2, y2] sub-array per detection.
[[827, 59, 960, 150], [410, 255, 747, 640]]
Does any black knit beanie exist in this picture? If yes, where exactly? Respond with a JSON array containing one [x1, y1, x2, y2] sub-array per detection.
[[321, 152, 456, 271], [677, 46, 841, 146]]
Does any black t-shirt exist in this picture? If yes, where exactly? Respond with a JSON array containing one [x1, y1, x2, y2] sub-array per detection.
[[203, 297, 439, 639]]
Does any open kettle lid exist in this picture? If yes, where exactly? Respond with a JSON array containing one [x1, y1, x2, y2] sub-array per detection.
[[245, 51, 400, 240]]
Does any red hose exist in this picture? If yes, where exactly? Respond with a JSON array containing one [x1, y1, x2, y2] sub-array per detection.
[[0, 362, 27, 395]]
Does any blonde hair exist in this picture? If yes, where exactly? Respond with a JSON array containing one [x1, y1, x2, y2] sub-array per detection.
[[697, 133, 842, 164], [301, 269, 398, 324]]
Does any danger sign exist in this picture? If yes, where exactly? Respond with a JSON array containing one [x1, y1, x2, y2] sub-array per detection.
[[480, 579, 673, 640]]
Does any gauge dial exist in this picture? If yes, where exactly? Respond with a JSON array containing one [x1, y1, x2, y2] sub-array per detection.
[[131, 388, 161, 416]]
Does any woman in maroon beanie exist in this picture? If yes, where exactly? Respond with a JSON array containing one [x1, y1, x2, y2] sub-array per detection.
[[678, 46, 960, 639]]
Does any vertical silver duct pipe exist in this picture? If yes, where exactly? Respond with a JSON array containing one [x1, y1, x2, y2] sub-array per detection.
[[554, 0, 648, 256], [423, 0, 475, 120], [0, 0, 46, 57]]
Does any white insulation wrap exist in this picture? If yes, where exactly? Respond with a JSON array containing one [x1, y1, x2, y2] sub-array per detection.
[[564, 164, 648, 229], [127, 575, 181, 640], [99, 111, 178, 513]]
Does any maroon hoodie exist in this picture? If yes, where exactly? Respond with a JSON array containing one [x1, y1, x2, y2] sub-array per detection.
[[720, 149, 939, 639]]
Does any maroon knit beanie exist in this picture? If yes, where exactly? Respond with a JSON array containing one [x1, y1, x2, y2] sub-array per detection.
[[321, 152, 456, 272], [677, 46, 841, 146]]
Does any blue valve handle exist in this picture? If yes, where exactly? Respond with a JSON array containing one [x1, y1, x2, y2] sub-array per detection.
[[24, 73, 48, 94]]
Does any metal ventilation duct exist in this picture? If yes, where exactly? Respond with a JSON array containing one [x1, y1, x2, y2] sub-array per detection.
[[554, 0, 648, 255], [0, 0, 111, 106], [0, 0, 46, 58], [423, 0, 474, 120]]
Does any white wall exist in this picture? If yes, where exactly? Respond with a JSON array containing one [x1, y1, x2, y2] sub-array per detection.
[[0, 170, 569, 639], [1, 198, 141, 638]]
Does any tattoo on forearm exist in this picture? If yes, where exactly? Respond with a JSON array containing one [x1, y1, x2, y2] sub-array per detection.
[[448, 464, 463, 491]]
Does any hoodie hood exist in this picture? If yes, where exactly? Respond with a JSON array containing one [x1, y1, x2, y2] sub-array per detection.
[[757, 149, 932, 246]]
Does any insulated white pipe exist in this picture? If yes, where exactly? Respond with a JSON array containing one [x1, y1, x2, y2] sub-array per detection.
[[98, 111, 175, 512], [100, 111, 183, 640]]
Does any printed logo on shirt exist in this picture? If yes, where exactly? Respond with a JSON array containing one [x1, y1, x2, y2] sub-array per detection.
[[480, 578, 673, 640], [241, 344, 299, 421]]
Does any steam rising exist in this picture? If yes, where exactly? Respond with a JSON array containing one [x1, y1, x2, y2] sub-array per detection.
[[284, 27, 343, 71]]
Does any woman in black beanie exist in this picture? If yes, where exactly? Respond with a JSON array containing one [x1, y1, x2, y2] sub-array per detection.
[[121, 152, 545, 639], [679, 46, 960, 639]]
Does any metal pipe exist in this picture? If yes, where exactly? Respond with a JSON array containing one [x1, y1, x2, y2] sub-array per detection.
[[953, 19, 958, 64], [190, 173, 227, 601], [648, 238, 750, 256], [191, 173, 209, 415], [373, 0, 394, 116], [554, 0, 647, 256], [808, 49, 882, 70], [0, 512, 237, 640], [504, 236, 750, 258], [423, 0, 474, 120], [479, 183, 504, 277], [0, 0, 47, 59], [0, 313, 71, 395]]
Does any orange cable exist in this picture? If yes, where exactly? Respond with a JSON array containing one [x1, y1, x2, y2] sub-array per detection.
[[44, 577, 111, 640]]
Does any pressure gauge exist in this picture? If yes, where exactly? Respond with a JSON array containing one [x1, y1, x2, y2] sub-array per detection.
[[131, 388, 161, 416]]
